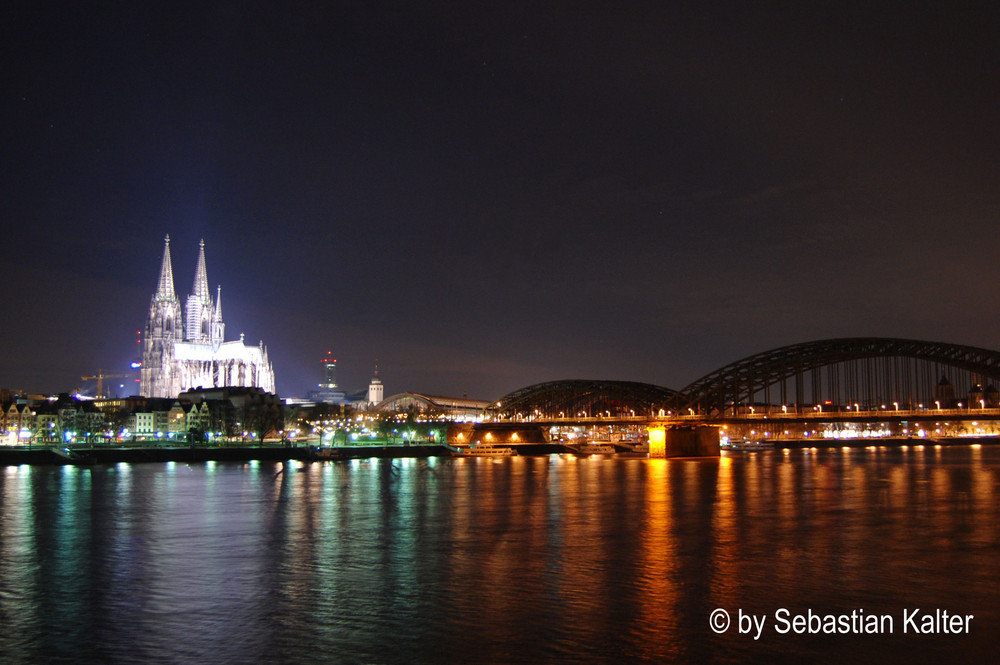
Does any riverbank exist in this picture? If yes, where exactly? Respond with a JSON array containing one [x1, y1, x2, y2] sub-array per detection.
[[0, 441, 619, 466], [0, 444, 457, 466], [2, 437, 996, 466]]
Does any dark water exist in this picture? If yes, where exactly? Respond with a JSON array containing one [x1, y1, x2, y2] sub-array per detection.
[[1, 446, 998, 664]]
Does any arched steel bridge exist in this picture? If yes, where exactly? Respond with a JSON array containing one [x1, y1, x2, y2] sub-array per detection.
[[491, 380, 675, 420], [491, 338, 1000, 420], [673, 337, 1000, 415]]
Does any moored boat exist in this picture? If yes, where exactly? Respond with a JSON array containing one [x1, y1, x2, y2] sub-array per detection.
[[454, 444, 517, 457], [726, 439, 774, 451], [572, 443, 618, 455], [309, 447, 343, 461]]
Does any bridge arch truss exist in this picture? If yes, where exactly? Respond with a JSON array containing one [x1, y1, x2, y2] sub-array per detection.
[[492, 380, 676, 420], [671, 338, 1000, 415]]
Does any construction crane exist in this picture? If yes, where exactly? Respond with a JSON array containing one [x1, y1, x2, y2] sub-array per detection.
[[81, 370, 133, 399]]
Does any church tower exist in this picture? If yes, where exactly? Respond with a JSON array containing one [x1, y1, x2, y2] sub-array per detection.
[[185, 239, 214, 343], [140, 235, 183, 397], [368, 365, 384, 406]]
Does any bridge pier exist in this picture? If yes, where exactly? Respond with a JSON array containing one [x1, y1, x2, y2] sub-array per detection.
[[648, 426, 720, 458]]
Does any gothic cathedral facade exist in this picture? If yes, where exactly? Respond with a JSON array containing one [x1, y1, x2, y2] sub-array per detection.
[[140, 236, 276, 398]]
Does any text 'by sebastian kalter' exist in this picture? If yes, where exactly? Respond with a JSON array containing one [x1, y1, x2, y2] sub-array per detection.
[[709, 608, 974, 640]]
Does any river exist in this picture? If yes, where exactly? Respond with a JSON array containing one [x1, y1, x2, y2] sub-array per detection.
[[1, 445, 997, 663]]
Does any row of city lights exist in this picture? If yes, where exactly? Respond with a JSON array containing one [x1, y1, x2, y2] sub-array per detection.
[[496, 400, 1000, 421]]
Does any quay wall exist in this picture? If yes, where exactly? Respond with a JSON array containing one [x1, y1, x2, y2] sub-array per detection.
[[2, 438, 996, 467], [0, 445, 455, 466]]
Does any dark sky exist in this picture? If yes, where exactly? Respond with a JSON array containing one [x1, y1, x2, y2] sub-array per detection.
[[3, 1, 999, 400]]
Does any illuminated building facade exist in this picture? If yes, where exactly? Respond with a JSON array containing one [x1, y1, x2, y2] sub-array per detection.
[[140, 236, 276, 398]]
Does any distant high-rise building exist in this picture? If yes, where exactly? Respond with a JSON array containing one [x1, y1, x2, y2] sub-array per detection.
[[140, 236, 276, 398], [308, 350, 347, 404], [321, 351, 338, 389]]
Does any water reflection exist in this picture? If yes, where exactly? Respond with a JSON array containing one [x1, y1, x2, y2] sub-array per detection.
[[0, 447, 998, 663]]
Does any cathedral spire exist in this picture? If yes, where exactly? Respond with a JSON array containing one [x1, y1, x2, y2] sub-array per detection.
[[191, 239, 211, 303], [154, 235, 177, 301], [211, 284, 225, 348], [142, 235, 183, 397], [186, 239, 215, 342]]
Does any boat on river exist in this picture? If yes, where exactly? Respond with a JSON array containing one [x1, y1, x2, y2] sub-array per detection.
[[571, 443, 618, 456], [308, 447, 344, 461], [454, 445, 517, 457], [725, 439, 775, 451]]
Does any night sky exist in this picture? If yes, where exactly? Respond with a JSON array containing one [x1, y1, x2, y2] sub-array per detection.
[[4, 2, 999, 400]]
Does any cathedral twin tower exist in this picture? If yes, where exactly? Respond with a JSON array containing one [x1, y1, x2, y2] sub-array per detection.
[[140, 236, 275, 398]]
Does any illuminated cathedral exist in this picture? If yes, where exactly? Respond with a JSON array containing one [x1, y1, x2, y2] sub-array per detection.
[[139, 236, 276, 398]]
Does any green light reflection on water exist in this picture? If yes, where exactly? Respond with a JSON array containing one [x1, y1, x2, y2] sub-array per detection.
[[0, 464, 39, 662]]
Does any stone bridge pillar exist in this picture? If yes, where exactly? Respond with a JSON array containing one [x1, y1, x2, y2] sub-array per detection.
[[648, 425, 720, 458]]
